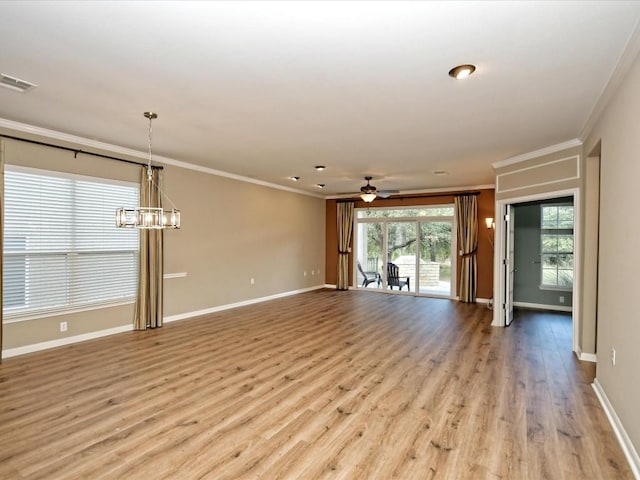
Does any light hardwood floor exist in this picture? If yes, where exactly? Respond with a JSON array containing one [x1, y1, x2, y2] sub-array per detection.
[[0, 290, 632, 479]]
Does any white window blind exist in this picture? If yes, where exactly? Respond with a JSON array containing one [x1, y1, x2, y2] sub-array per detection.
[[3, 166, 139, 319]]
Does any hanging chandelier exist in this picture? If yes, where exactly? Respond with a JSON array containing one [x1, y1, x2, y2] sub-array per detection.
[[116, 112, 181, 229]]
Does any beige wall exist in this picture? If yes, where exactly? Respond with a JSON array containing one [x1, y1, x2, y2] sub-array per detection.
[[162, 163, 326, 316], [1, 137, 326, 351], [494, 148, 581, 201], [584, 49, 640, 453]]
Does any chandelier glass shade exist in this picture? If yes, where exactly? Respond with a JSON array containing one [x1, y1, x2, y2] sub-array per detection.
[[116, 112, 180, 229], [116, 207, 180, 229]]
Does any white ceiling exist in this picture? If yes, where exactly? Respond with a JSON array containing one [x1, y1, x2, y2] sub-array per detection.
[[1, 1, 639, 197]]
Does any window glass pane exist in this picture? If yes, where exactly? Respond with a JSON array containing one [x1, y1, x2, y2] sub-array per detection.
[[557, 254, 573, 269], [540, 204, 574, 287], [541, 206, 558, 228], [541, 235, 558, 252], [558, 206, 574, 228], [542, 268, 558, 284], [421, 207, 454, 216], [356, 223, 382, 288], [556, 236, 574, 253], [387, 222, 417, 293], [357, 206, 453, 219], [541, 254, 557, 268], [3, 167, 139, 318], [419, 221, 452, 294], [558, 270, 573, 287]]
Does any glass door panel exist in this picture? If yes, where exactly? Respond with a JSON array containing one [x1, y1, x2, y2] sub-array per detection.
[[419, 221, 453, 296], [356, 222, 383, 288], [386, 222, 417, 293]]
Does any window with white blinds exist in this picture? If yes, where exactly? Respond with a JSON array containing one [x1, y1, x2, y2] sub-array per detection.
[[3, 166, 140, 320]]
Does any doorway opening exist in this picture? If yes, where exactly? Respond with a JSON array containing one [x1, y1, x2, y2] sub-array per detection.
[[493, 188, 581, 353]]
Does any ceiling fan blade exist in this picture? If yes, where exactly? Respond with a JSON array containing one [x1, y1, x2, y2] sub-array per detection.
[[377, 189, 399, 198]]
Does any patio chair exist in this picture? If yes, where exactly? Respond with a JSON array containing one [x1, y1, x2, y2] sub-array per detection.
[[357, 260, 381, 288], [387, 262, 410, 291]]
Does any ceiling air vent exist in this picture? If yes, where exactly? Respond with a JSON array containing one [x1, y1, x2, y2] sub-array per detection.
[[0, 73, 38, 93]]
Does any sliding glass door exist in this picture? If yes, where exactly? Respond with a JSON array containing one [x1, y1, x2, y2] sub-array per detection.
[[354, 206, 455, 297], [418, 221, 453, 295]]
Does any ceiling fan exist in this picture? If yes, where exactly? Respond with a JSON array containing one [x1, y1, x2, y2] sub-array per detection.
[[359, 176, 399, 202]]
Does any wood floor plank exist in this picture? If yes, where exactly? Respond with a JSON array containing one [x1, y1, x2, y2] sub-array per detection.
[[0, 291, 633, 479]]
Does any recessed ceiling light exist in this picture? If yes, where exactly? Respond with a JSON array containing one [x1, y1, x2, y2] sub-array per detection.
[[289, 176, 300, 181], [316, 183, 325, 189], [448, 64, 476, 80], [433, 170, 449, 176], [315, 165, 325, 171]]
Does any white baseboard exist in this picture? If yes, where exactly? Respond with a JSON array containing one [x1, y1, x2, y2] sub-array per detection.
[[575, 346, 597, 363], [579, 352, 598, 362], [163, 284, 326, 323], [2, 324, 133, 358], [3, 284, 328, 358], [592, 379, 640, 479], [513, 301, 572, 312]]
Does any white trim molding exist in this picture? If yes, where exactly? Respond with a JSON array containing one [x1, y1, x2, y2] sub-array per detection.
[[0, 117, 323, 199], [163, 272, 188, 279], [513, 301, 572, 313], [496, 155, 580, 194], [577, 350, 597, 363], [592, 379, 640, 479], [493, 139, 582, 169]]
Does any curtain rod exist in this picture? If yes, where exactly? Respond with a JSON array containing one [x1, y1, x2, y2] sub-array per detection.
[[0, 134, 164, 170], [336, 191, 481, 203]]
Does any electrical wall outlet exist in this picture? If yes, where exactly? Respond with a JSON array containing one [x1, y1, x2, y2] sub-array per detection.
[[250, 277, 255, 285], [304, 271, 307, 277], [612, 348, 616, 366], [60, 321, 68, 332], [559, 296, 565, 303]]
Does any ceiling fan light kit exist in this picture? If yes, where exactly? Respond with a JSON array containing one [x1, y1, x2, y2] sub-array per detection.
[[361, 192, 377, 203], [360, 176, 377, 202], [357, 176, 399, 202]]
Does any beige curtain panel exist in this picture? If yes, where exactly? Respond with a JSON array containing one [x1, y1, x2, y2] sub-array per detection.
[[336, 202, 354, 290], [134, 167, 164, 330], [455, 194, 478, 303]]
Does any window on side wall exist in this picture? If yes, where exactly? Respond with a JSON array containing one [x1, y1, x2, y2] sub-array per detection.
[[3, 166, 140, 320], [540, 204, 574, 289]]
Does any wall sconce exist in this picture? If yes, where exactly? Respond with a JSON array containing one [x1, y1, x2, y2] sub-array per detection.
[[485, 217, 495, 229]]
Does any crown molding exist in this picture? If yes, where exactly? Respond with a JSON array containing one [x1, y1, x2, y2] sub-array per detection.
[[0, 117, 324, 199], [492, 139, 582, 169], [580, 17, 640, 140]]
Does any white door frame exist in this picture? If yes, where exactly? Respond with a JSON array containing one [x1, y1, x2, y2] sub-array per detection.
[[492, 187, 581, 354]]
